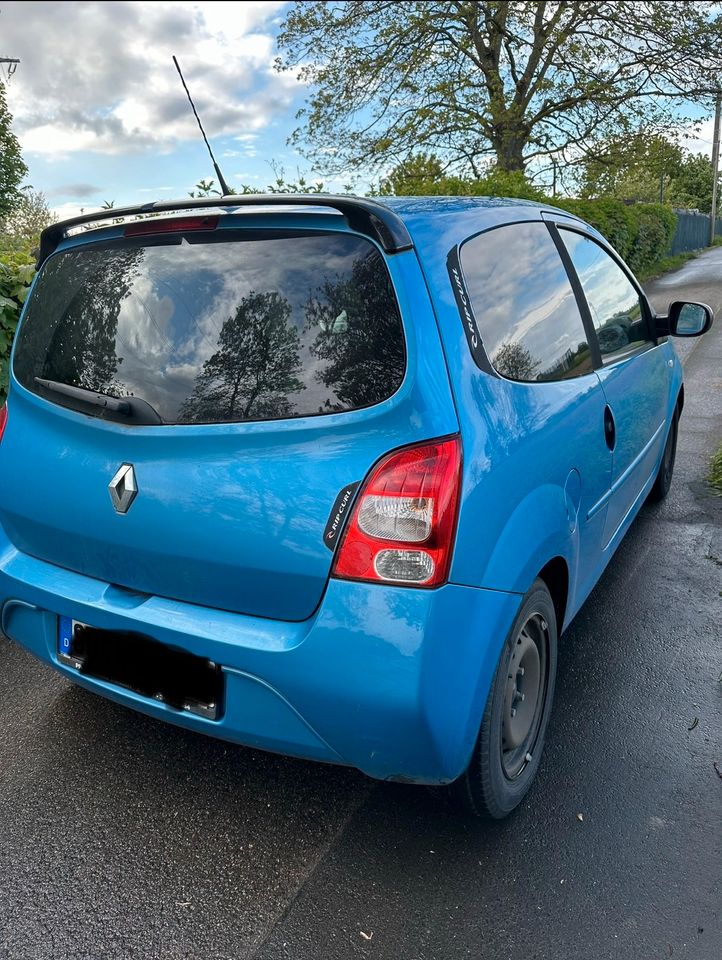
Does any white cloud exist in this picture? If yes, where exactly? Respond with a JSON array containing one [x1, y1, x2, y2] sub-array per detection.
[[1, 1, 298, 156]]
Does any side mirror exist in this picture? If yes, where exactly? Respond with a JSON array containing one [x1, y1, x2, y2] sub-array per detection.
[[667, 300, 714, 337]]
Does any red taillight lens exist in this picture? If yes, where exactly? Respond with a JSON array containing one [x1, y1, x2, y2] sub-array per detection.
[[0, 404, 7, 443], [332, 436, 462, 587], [124, 215, 219, 237]]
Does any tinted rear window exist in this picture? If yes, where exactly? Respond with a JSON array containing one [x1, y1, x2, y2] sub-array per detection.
[[14, 231, 406, 424]]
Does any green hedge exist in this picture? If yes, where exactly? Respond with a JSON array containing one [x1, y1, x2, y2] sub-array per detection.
[[0, 247, 34, 403], [550, 197, 676, 274]]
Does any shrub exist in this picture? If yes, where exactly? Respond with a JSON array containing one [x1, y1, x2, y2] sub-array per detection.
[[550, 196, 676, 273], [0, 246, 35, 403], [625, 203, 676, 272]]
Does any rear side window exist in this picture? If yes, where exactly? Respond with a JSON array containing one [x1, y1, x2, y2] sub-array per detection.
[[14, 231, 406, 424], [559, 230, 650, 363], [459, 222, 593, 382]]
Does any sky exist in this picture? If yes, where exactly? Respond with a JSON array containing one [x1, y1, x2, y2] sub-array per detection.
[[1, 0, 719, 219], [0, 0, 341, 217]]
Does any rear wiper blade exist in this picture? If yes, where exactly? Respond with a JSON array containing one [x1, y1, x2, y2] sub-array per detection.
[[36, 378, 131, 413], [34, 378, 163, 424]]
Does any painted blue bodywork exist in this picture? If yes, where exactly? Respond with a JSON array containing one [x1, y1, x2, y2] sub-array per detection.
[[0, 197, 683, 783]]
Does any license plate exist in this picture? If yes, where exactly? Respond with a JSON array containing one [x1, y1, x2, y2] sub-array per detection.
[[57, 616, 222, 720]]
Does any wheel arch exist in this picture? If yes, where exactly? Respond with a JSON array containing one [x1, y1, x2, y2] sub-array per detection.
[[478, 483, 577, 606], [537, 556, 569, 635]]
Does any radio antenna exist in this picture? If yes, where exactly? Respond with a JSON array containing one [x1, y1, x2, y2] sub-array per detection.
[[172, 55, 232, 197]]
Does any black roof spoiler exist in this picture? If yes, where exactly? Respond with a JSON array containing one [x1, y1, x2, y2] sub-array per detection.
[[37, 194, 414, 266]]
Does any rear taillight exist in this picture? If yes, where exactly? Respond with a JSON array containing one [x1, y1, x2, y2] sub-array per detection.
[[0, 404, 7, 443], [332, 437, 462, 587]]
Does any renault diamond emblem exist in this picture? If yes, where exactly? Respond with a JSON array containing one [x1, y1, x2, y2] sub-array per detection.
[[108, 463, 137, 514]]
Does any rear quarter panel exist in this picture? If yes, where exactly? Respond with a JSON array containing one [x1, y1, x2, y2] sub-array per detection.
[[403, 205, 611, 627]]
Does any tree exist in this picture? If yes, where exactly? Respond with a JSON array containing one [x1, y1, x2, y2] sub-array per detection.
[[375, 153, 545, 198], [578, 134, 685, 203], [377, 154, 447, 195], [0, 81, 27, 217], [668, 154, 720, 213], [578, 134, 721, 211], [276, 2, 722, 175], [0, 189, 52, 249], [181, 291, 303, 422]]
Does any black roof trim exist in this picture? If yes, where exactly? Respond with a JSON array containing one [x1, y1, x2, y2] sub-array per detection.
[[37, 194, 414, 266]]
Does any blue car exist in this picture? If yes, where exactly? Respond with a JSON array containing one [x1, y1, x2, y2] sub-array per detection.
[[0, 196, 712, 818]]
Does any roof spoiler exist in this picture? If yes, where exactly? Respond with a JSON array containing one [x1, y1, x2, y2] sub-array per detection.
[[37, 194, 414, 266]]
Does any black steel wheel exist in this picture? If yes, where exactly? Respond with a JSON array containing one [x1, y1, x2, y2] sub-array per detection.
[[451, 578, 558, 819]]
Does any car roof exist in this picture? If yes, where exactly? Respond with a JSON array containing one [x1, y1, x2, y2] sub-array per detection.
[[379, 195, 588, 254]]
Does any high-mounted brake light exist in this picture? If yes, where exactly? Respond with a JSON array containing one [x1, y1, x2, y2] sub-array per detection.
[[332, 437, 462, 587], [0, 404, 7, 444], [124, 215, 219, 237]]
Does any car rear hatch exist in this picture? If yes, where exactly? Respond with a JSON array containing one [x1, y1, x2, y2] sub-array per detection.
[[1, 212, 457, 620]]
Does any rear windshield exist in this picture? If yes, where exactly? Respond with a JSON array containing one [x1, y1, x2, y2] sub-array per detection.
[[13, 230, 406, 425]]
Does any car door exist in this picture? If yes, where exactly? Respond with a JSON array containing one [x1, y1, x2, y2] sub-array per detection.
[[557, 228, 669, 547]]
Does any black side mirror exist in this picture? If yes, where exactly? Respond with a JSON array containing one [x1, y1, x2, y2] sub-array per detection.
[[664, 300, 714, 337]]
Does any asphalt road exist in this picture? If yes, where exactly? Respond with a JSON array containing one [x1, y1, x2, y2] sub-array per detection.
[[1, 249, 721, 960]]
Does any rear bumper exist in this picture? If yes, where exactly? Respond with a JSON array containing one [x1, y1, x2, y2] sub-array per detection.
[[0, 534, 521, 783]]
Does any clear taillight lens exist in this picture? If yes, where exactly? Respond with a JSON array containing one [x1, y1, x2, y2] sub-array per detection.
[[332, 436, 462, 588], [374, 549, 435, 583], [357, 495, 432, 542]]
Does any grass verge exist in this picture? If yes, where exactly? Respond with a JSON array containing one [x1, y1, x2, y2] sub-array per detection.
[[709, 442, 722, 497], [637, 250, 703, 282]]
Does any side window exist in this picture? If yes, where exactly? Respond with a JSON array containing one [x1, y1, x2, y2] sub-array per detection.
[[458, 222, 593, 382], [560, 230, 650, 363]]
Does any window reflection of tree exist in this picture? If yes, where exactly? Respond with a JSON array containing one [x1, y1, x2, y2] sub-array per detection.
[[180, 290, 303, 423], [494, 339, 594, 382], [305, 251, 405, 411], [493, 341, 541, 381], [23, 248, 144, 395]]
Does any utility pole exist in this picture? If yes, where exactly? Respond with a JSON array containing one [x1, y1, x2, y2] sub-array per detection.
[[710, 89, 721, 246], [0, 57, 20, 80]]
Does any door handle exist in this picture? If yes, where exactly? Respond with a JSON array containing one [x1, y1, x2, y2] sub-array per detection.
[[604, 405, 616, 451]]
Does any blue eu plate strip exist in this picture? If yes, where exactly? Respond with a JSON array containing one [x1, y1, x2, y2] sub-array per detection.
[[58, 616, 74, 656]]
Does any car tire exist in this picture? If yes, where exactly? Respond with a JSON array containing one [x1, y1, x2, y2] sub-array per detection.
[[648, 411, 678, 503], [451, 578, 558, 819]]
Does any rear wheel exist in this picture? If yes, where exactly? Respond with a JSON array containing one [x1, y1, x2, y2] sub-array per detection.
[[451, 579, 558, 819], [648, 411, 678, 503]]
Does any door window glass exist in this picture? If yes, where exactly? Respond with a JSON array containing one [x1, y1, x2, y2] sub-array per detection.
[[560, 230, 649, 363]]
